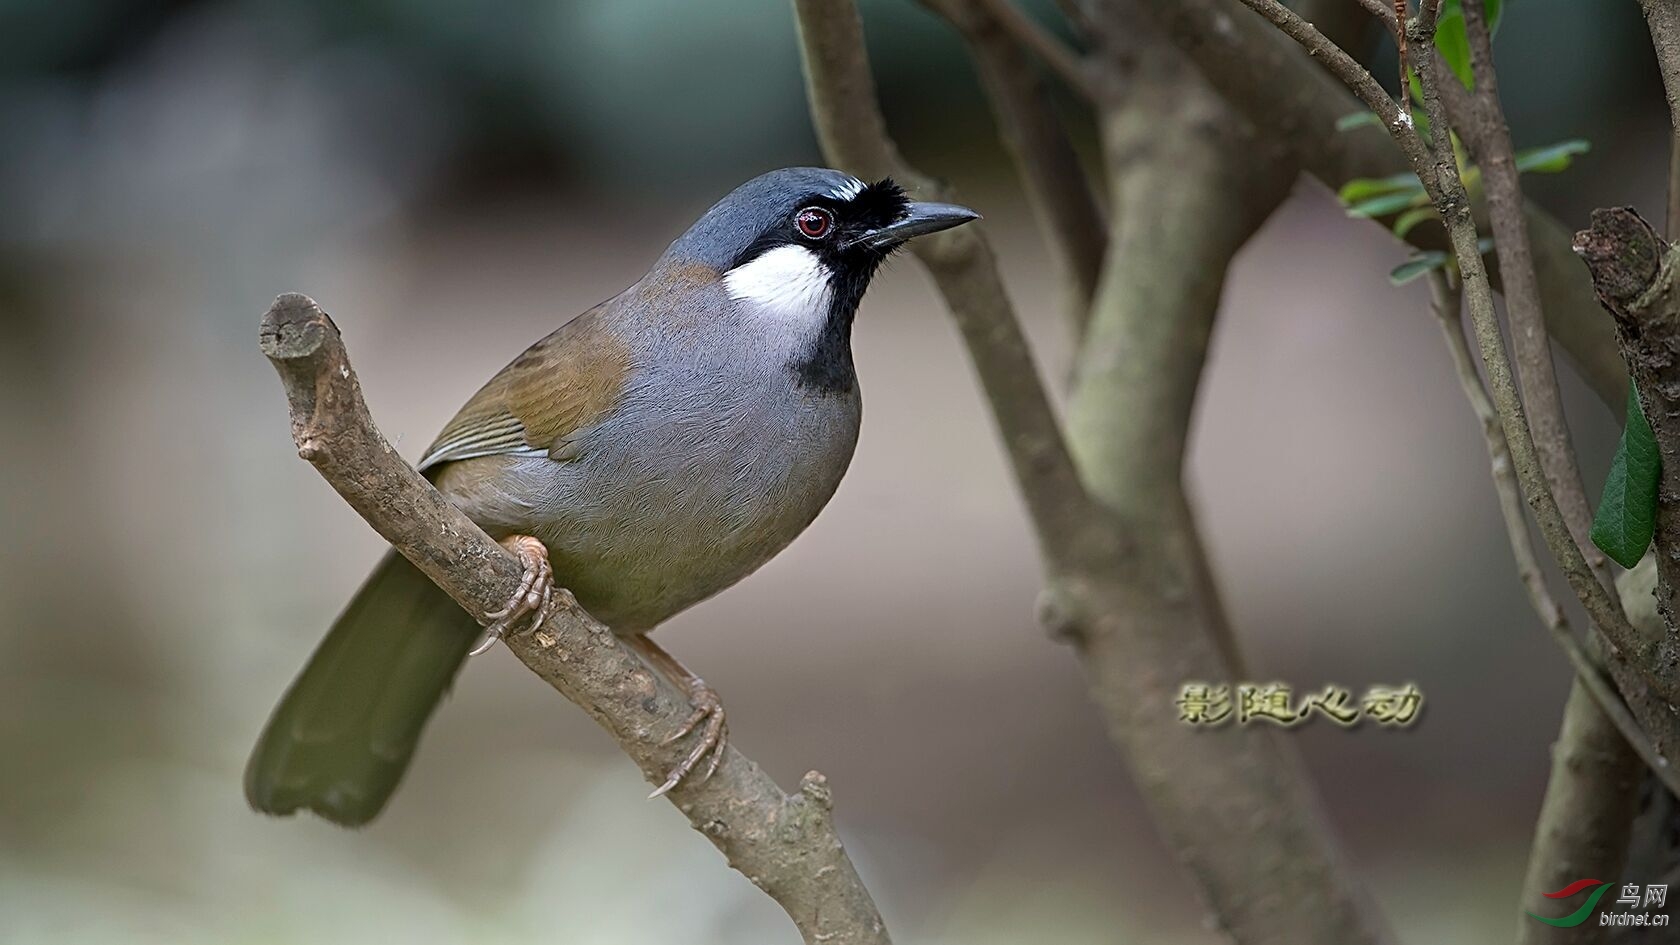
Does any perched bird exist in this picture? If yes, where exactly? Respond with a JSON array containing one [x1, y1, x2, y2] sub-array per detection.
[[246, 167, 979, 825]]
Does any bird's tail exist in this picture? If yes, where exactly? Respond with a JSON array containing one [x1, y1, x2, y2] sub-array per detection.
[[245, 549, 478, 826]]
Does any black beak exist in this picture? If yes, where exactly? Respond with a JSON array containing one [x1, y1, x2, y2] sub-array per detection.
[[846, 201, 981, 249]]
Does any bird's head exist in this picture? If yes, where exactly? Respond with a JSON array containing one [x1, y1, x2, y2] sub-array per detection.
[[660, 166, 979, 391]]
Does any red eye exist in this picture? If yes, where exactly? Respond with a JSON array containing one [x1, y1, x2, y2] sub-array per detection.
[[795, 207, 832, 239]]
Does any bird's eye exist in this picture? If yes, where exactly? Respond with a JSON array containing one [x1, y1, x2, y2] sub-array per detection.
[[795, 207, 833, 240]]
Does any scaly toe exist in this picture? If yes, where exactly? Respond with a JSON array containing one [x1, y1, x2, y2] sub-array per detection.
[[649, 687, 727, 798], [474, 536, 555, 656]]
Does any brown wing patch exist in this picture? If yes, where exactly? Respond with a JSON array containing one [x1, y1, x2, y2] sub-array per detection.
[[418, 305, 632, 470]]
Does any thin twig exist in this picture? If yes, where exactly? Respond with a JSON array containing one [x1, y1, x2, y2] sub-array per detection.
[[1229, 0, 1435, 196], [258, 294, 890, 945], [1392, 0, 1408, 102], [1350, 0, 1393, 24], [1426, 276, 1560, 631], [793, 0, 1107, 569], [1350, 0, 1421, 104], [1425, 273, 1675, 795], [921, 0, 1108, 334], [1639, 0, 1680, 238], [1459, 0, 1608, 582], [972, 0, 1096, 98]]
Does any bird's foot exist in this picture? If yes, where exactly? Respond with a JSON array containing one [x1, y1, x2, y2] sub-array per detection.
[[649, 679, 728, 799], [471, 535, 553, 657]]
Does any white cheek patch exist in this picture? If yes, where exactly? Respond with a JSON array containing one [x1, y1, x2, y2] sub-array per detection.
[[723, 244, 834, 339]]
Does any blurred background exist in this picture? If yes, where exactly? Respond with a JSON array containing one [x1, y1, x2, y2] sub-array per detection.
[[0, 1, 1672, 942]]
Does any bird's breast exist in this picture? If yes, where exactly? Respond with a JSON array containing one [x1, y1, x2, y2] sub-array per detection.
[[481, 359, 863, 633]]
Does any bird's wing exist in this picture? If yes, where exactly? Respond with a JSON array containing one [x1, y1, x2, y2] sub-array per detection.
[[416, 302, 633, 471]]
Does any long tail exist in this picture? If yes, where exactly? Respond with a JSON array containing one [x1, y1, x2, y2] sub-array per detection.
[[245, 550, 478, 826]]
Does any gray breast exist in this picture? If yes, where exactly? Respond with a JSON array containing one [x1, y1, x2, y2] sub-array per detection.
[[451, 325, 863, 634]]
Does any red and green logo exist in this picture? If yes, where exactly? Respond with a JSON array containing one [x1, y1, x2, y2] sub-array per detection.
[[1527, 879, 1613, 928]]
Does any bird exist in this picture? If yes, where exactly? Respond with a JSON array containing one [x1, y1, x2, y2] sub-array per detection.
[[246, 166, 979, 826]]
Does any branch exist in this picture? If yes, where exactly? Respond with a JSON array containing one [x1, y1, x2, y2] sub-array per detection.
[[971, 0, 1096, 98], [798, 3, 1396, 942], [258, 293, 889, 945], [1132, 0, 1629, 413], [1640, 0, 1680, 238], [1417, 8, 1669, 908], [1457, 0, 1606, 577], [1576, 208, 1680, 696], [1429, 265, 1663, 936], [920, 0, 1108, 335], [1068, 1, 1298, 671], [794, 0, 1108, 569], [1426, 271, 1672, 792], [1519, 682, 1642, 945], [1229, 0, 1434, 187]]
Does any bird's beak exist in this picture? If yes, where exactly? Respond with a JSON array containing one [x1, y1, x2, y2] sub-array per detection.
[[846, 201, 981, 249]]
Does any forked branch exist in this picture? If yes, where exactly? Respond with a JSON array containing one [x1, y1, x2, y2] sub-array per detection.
[[796, 3, 1396, 942]]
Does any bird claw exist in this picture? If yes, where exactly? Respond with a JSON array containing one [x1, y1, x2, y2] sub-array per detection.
[[472, 535, 553, 656], [648, 681, 728, 799]]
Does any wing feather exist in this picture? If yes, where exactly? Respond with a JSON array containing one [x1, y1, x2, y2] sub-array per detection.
[[416, 303, 632, 472]]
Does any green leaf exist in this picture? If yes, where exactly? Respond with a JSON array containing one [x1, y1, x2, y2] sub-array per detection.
[[1387, 236, 1495, 284], [1389, 252, 1452, 284], [1346, 190, 1428, 218], [1592, 381, 1662, 569], [1391, 206, 1438, 239], [1411, 105, 1431, 141], [1434, 12, 1473, 88], [1336, 111, 1383, 132], [1432, 0, 1501, 90], [1514, 139, 1590, 174], [1337, 172, 1425, 205]]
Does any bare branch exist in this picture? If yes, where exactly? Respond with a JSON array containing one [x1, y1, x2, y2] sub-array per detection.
[[1519, 683, 1642, 945], [1640, 0, 1680, 238], [1426, 273, 1673, 795], [1457, 0, 1607, 584], [258, 293, 889, 945], [921, 0, 1108, 333], [1426, 275, 1559, 630], [1228, 0, 1434, 178], [798, 3, 1397, 942], [971, 0, 1096, 98], [794, 0, 1109, 568], [1069, 1, 1299, 672]]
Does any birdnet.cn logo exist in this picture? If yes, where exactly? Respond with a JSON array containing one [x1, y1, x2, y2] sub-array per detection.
[[1526, 879, 1669, 929]]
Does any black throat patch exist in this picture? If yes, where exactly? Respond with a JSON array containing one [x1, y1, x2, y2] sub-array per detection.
[[789, 252, 887, 395]]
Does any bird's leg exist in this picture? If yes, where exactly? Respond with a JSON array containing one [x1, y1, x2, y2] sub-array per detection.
[[625, 634, 728, 798], [471, 535, 554, 657]]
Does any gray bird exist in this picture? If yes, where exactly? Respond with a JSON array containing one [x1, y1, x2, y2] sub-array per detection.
[[246, 167, 979, 825]]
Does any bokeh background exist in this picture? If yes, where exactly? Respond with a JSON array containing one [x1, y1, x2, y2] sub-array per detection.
[[1, 1, 1672, 942]]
